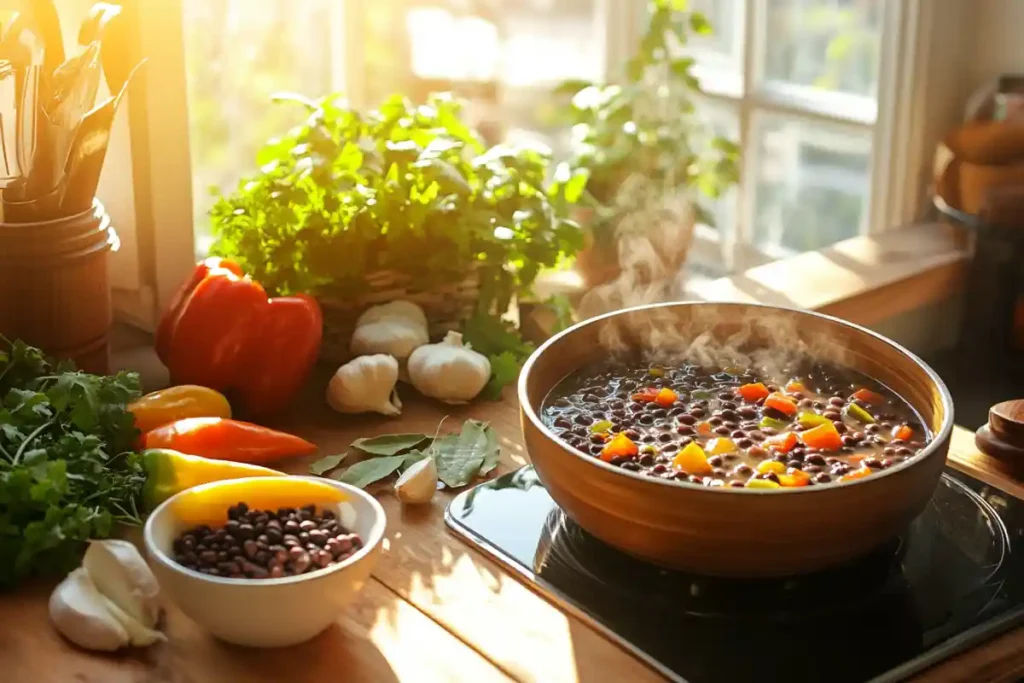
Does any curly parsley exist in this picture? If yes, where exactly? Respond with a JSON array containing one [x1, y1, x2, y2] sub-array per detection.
[[0, 338, 144, 587]]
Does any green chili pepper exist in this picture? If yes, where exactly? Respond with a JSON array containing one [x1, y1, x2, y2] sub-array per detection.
[[760, 416, 789, 431], [798, 412, 831, 428], [648, 367, 665, 378], [590, 419, 614, 434], [691, 389, 713, 399], [845, 403, 876, 424]]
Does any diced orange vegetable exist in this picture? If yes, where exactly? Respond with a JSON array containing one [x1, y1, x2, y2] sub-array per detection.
[[838, 466, 874, 483], [600, 433, 638, 461], [893, 424, 914, 441], [778, 469, 811, 487], [756, 460, 786, 474], [766, 431, 798, 453], [654, 387, 678, 407], [800, 421, 843, 451], [852, 388, 884, 404], [764, 392, 798, 417], [696, 421, 714, 437], [785, 381, 807, 394], [746, 478, 781, 490], [707, 437, 736, 455], [672, 442, 713, 475], [737, 382, 770, 402], [630, 388, 659, 403]]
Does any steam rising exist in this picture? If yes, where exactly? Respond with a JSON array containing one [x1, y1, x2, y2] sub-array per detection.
[[576, 189, 849, 380]]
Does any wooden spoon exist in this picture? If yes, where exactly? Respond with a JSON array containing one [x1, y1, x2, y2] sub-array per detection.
[[975, 399, 1024, 462]]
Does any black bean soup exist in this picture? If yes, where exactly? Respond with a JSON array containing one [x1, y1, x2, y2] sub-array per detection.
[[542, 358, 930, 489]]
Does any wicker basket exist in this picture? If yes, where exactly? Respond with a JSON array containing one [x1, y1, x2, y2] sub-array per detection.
[[319, 267, 481, 366]]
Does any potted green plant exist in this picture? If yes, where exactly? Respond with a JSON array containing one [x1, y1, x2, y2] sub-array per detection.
[[208, 92, 582, 394], [550, 0, 740, 287]]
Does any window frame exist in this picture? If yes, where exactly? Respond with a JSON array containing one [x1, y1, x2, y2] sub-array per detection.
[[116, 0, 939, 329]]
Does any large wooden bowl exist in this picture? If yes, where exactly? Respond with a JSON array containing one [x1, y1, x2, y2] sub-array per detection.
[[518, 302, 954, 576]]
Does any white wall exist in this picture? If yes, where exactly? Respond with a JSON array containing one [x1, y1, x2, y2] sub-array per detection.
[[969, 0, 1024, 88]]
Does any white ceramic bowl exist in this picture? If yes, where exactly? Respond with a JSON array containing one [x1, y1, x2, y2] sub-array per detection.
[[144, 476, 386, 647]]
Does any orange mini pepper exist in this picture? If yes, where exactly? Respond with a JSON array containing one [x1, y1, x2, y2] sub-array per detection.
[[800, 421, 843, 451], [737, 382, 770, 402], [766, 431, 798, 453], [630, 388, 659, 403], [143, 417, 318, 465], [600, 433, 638, 461], [672, 442, 713, 475], [696, 421, 714, 437], [785, 381, 807, 394], [129, 385, 232, 435], [852, 388, 884, 405], [764, 392, 798, 417]]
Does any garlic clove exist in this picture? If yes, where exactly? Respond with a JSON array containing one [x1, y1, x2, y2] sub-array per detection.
[[355, 300, 428, 330], [100, 593, 167, 647], [83, 539, 161, 629], [394, 456, 438, 504], [49, 568, 130, 651]]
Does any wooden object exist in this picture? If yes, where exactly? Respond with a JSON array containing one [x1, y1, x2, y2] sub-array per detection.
[[318, 268, 479, 366], [0, 200, 114, 374], [521, 302, 953, 576], [0, 384, 1020, 682], [976, 399, 1024, 467]]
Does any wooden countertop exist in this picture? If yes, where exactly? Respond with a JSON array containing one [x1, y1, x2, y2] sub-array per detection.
[[2, 386, 1023, 683]]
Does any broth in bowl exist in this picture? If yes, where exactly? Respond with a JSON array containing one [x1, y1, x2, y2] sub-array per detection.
[[542, 358, 930, 489]]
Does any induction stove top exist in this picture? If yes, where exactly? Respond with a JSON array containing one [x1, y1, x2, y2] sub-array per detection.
[[445, 467, 1024, 683]]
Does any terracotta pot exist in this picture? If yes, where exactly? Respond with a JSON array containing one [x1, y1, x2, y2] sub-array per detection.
[[0, 200, 116, 373], [519, 302, 954, 577]]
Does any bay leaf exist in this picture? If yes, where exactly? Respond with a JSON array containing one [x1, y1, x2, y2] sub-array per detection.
[[351, 433, 429, 456], [479, 423, 501, 476], [433, 421, 489, 488], [332, 455, 406, 488], [400, 450, 429, 470], [309, 452, 349, 476]]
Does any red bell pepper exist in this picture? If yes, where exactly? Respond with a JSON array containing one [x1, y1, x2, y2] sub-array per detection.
[[156, 258, 323, 417]]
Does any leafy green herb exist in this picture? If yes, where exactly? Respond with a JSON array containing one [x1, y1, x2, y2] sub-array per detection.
[[551, 0, 740, 244], [208, 93, 582, 325], [332, 455, 406, 488], [308, 452, 349, 476], [0, 337, 143, 588], [462, 314, 535, 399], [351, 433, 429, 457]]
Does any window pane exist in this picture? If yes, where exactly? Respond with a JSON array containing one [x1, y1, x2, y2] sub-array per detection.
[[183, 0, 336, 254], [678, 0, 743, 97], [762, 0, 883, 99], [694, 101, 740, 242], [751, 114, 871, 255]]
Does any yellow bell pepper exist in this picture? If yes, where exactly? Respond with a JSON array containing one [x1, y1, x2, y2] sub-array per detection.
[[672, 442, 713, 475], [142, 449, 283, 510], [169, 476, 348, 527], [746, 478, 781, 489], [706, 437, 736, 455], [756, 459, 786, 475], [129, 385, 232, 434]]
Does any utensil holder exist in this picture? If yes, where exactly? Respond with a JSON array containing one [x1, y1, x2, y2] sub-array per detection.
[[0, 200, 117, 373]]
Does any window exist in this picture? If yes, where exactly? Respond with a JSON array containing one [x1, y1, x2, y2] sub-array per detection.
[[113, 0, 932, 327], [680, 0, 903, 270]]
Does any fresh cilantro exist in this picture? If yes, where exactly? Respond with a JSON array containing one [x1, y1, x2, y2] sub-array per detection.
[[462, 313, 536, 400], [0, 336, 143, 587]]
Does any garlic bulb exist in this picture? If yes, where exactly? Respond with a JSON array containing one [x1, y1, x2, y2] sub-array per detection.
[[407, 331, 491, 404], [351, 301, 430, 364], [394, 456, 438, 504], [356, 300, 428, 330], [83, 539, 161, 628], [49, 568, 130, 651], [326, 354, 402, 415]]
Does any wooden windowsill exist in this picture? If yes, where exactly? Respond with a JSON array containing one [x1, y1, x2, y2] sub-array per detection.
[[684, 223, 968, 327], [536, 223, 969, 330]]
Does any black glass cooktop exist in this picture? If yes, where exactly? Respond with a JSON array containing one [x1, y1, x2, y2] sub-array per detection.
[[445, 467, 1024, 683]]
